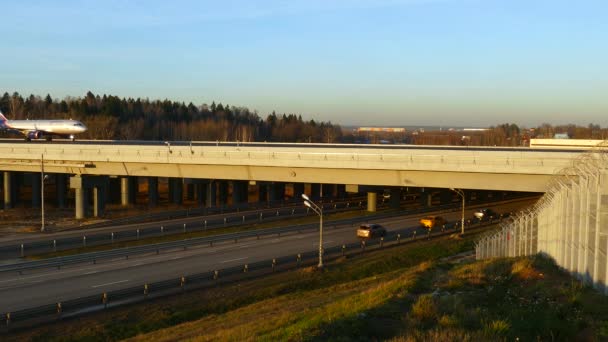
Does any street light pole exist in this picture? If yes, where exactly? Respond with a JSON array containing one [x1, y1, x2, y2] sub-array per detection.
[[451, 188, 465, 235], [302, 193, 323, 268], [41, 154, 45, 232]]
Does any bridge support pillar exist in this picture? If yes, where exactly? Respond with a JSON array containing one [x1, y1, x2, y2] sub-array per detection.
[[367, 192, 377, 212], [31, 172, 41, 208], [120, 177, 129, 206], [293, 183, 305, 201], [148, 177, 158, 207], [390, 187, 401, 209], [93, 182, 107, 217], [3, 172, 14, 209], [70, 176, 85, 219], [169, 178, 183, 205], [56, 173, 67, 209], [206, 180, 217, 208], [420, 191, 432, 207]]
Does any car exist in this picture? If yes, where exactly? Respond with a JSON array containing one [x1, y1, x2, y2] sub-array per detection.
[[357, 223, 387, 239], [419, 216, 447, 229], [473, 208, 498, 220]]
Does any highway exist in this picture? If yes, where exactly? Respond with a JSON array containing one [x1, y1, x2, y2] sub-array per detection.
[[0, 198, 535, 312]]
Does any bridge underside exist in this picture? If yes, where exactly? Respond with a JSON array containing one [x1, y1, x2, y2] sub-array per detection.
[[0, 161, 553, 192]]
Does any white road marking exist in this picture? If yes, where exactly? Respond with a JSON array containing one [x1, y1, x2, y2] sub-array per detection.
[[91, 279, 129, 288], [220, 257, 248, 264], [83, 271, 98, 275]]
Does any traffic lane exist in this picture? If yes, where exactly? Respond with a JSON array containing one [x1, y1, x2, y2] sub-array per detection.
[[0, 226, 363, 311], [0, 198, 535, 311]]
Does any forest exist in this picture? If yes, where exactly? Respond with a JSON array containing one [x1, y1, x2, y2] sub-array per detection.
[[1, 91, 606, 146]]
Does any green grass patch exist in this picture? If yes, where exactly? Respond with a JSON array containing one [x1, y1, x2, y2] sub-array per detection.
[[9, 230, 608, 341]]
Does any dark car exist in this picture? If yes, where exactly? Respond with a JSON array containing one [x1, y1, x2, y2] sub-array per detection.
[[357, 224, 387, 239], [473, 208, 498, 220]]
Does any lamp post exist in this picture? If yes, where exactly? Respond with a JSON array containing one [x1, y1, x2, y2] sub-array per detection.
[[302, 193, 323, 268], [450, 188, 465, 235], [41, 154, 47, 232]]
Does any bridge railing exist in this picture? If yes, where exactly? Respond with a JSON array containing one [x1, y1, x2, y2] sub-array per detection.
[[475, 141, 608, 293]]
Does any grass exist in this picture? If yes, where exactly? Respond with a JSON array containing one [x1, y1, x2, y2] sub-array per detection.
[[8, 230, 608, 341]]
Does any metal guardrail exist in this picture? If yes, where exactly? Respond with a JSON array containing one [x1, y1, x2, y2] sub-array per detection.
[[0, 217, 504, 330], [0, 197, 515, 274], [1, 198, 376, 258]]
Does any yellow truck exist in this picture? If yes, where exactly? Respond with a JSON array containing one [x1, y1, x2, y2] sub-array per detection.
[[419, 216, 447, 229]]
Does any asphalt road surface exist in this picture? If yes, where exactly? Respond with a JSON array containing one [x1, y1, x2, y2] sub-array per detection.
[[0, 199, 534, 312]]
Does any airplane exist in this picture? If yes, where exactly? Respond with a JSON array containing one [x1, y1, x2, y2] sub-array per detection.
[[0, 111, 87, 141]]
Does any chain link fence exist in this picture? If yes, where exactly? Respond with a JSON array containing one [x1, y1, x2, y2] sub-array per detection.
[[475, 141, 608, 292]]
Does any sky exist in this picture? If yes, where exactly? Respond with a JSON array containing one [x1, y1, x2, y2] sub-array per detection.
[[1, 0, 607, 127]]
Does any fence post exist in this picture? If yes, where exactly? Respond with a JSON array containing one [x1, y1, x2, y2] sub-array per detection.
[[53, 240, 56, 252], [5, 313, 10, 327], [427, 229, 431, 240], [213, 270, 219, 281], [102, 293, 108, 309], [224, 218, 227, 226], [20, 244, 24, 257], [183, 223, 186, 233], [397, 233, 401, 244], [111, 232, 114, 244], [57, 302, 62, 316], [83, 236, 86, 248], [180, 276, 186, 289], [204, 220, 207, 229], [242, 215, 245, 223], [413, 231, 417, 240], [380, 237, 384, 247], [297, 253, 302, 267], [136, 229, 140, 240], [342, 244, 346, 256], [272, 258, 277, 272], [161, 226, 164, 235], [243, 264, 248, 273], [259, 212, 263, 221], [361, 240, 366, 250], [144, 284, 149, 298]]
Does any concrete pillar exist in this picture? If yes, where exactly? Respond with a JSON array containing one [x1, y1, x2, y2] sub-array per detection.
[[3, 172, 11, 209], [120, 177, 129, 206], [293, 183, 305, 201], [367, 192, 377, 212], [56, 174, 67, 209], [93, 184, 106, 217], [148, 177, 158, 207], [70, 176, 84, 219], [206, 181, 217, 207], [169, 178, 183, 205], [310, 183, 321, 200], [31, 173, 41, 208], [420, 192, 432, 207], [390, 187, 401, 209], [218, 181, 229, 206]]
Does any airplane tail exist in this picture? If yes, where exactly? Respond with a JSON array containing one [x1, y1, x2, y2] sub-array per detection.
[[0, 111, 7, 126]]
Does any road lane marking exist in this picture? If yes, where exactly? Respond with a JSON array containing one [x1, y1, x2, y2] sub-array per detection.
[[84, 271, 98, 275], [91, 279, 129, 288], [220, 257, 248, 264]]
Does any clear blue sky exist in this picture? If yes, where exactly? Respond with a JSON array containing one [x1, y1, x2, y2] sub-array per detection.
[[1, 0, 607, 127]]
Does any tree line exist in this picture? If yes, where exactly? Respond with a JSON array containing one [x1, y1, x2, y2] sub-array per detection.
[[1, 91, 605, 145], [0, 91, 343, 143]]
